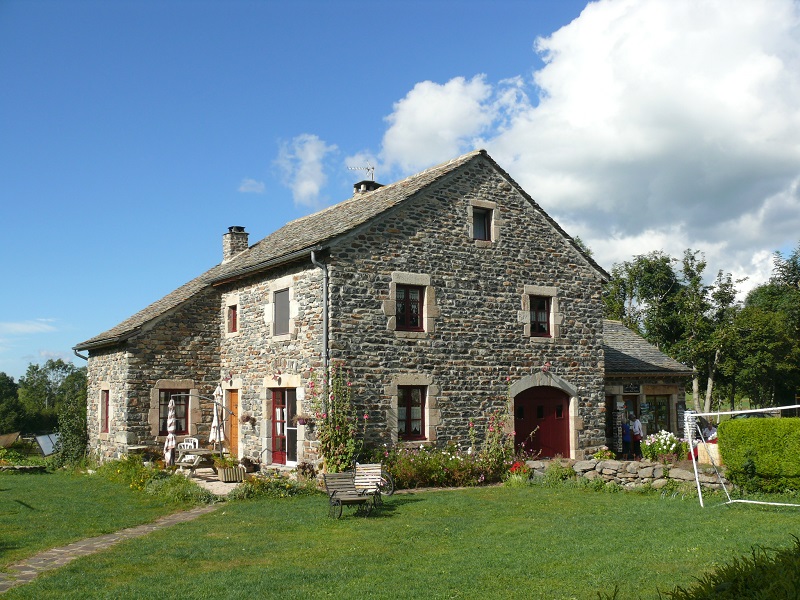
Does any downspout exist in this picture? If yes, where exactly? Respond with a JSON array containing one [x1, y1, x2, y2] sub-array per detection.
[[73, 348, 88, 361], [310, 250, 329, 410]]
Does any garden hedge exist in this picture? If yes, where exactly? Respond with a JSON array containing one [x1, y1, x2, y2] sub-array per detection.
[[718, 417, 800, 493]]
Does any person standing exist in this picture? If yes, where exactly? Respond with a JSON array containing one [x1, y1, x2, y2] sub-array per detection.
[[621, 417, 632, 460], [630, 412, 643, 459]]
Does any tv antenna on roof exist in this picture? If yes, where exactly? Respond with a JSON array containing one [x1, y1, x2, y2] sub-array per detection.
[[348, 163, 375, 181]]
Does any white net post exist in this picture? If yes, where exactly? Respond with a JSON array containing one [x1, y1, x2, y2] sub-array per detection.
[[684, 409, 705, 507]]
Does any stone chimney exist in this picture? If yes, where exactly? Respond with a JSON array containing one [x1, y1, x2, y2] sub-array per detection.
[[222, 226, 248, 263], [353, 180, 384, 195]]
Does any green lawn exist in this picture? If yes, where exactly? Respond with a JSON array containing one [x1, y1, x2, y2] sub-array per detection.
[[0, 471, 188, 569], [3, 480, 800, 599]]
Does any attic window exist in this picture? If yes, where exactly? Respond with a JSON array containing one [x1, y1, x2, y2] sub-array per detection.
[[468, 199, 497, 245], [472, 208, 492, 241]]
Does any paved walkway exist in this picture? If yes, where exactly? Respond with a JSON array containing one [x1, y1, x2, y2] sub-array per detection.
[[0, 504, 219, 594]]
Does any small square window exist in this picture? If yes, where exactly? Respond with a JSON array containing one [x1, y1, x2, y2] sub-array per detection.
[[472, 208, 492, 241], [396, 285, 424, 331], [274, 289, 290, 335], [227, 305, 238, 334], [530, 296, 551, 337], [398, 386, 426, 440]]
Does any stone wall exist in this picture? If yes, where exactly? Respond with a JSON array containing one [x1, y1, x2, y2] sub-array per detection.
[[529, 458, 728, 490], [217, 261, 325, 463], [328, 155, 607, 456], [86, 287, 221, 460]]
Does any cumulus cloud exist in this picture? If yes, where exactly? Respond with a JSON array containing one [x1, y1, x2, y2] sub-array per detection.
[[276, 134, 338, 207], [238, 178, 265, 194], [0, 319, 57, 335], [374, 0, 800, 288]]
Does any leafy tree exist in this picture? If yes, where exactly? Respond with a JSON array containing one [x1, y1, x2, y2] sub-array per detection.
[[602, 250, 681, 346], [0, 372, 22, 433], [18, 359, 80, 432], [54, 367, 88, 467]]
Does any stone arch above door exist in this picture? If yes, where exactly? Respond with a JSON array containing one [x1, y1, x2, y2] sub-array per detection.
[[509, 371, 577, 399]]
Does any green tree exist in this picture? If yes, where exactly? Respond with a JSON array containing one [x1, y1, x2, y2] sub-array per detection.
[[18, 359, 80, 432], [54, 367, 88, 467], [0, 372, 22, 433]]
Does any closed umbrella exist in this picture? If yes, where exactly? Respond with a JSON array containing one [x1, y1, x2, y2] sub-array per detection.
[[210, 384, 225, 457], [163, 398, 177, 466]]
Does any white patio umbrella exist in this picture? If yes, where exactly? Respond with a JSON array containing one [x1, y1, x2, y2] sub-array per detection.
[[209, 384, 225, 455], [163, 398, 177, 466]]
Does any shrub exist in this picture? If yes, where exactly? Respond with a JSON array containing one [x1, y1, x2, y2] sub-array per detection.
[[146, 474, 216, 504], [308, 367, 363, 473], [719, 418, 800, 493], [642, 430, 689, 463], [228, 473, 319, 500], [661, 537, 800, 599], [95, 456, 215, 504]]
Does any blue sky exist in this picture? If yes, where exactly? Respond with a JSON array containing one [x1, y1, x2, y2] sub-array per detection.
[[2, 0, 800, 381]]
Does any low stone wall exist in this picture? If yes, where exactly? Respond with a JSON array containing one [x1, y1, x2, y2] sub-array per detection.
[[528, 458, 728, 490]]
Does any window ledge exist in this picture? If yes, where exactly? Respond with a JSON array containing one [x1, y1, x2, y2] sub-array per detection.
[[474, 240, 493, 248], [395, 330, 428, 339], [271, 333, 294, 342], [397, 440, 432, 449]]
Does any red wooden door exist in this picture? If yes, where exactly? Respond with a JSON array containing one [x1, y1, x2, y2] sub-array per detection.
[[272, 390, 287, 464], [514, 387, 569, 458]]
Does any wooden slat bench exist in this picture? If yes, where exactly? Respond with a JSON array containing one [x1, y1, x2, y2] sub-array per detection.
[[354, 462, 385, 504], [323, 472, 377, 518]]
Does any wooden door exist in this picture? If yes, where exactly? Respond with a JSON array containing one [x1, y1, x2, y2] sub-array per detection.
[[272, 390, 287, 464], [228, 389, 239, 458], [514, 387, 569, 458]]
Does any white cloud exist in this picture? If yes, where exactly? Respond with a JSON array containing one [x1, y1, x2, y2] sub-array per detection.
[[374, 0, 800, 287], [276, 134, 338, 207], [238, 178, 265, 194], [381, 76, 497, 173], [0, 319, 57, 335]]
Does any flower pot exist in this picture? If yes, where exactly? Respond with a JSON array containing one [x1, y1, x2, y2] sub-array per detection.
[[217, 466, 246, 483]]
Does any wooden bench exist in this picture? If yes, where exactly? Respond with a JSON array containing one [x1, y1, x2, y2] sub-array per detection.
[[323, 472, 377, 518], [354, 462, 385, 504]]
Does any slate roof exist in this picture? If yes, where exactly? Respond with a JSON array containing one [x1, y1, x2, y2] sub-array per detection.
[[75, 149, 607, 351], [603, 320, 692, 376]]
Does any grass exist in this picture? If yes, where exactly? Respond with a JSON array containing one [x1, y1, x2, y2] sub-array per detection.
[[3, 480, 800, 599], [0, 471, 191, 569]]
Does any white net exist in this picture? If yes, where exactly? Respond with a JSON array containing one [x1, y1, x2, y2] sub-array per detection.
[[684, 404, 800, 508]]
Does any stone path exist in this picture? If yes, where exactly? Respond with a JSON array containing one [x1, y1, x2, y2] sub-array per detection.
[[0, 504, 219, 594]]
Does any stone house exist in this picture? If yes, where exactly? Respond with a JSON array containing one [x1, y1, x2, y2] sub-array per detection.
[[75, 149, 684, 466]]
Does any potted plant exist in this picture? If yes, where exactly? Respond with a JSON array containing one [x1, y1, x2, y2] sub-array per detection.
[[293, 414, 313, 426], [213, 455, 245, 482]]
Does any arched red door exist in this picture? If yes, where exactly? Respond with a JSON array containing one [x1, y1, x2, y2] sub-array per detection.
[[514, 386, 570, 458]]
